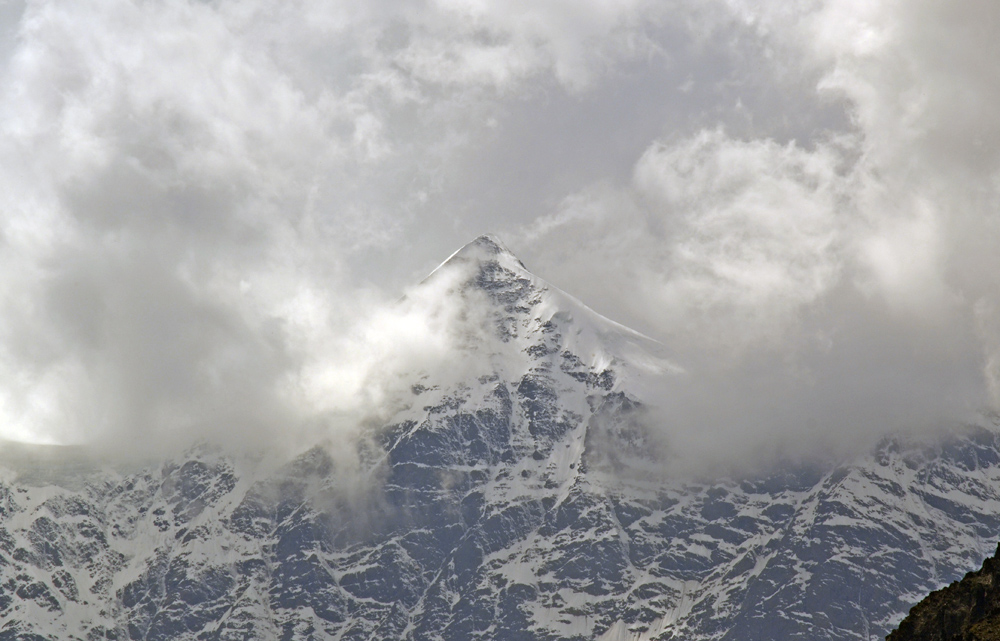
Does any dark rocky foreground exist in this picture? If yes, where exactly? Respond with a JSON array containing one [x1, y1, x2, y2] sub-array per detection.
[[888, 544, 1000, 641]]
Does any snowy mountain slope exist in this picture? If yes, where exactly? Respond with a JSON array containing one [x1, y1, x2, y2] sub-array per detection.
[[1, 235, 1000, 640]]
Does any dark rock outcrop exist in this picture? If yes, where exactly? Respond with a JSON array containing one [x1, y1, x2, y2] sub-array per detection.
[[888, 543, 1000, 641]]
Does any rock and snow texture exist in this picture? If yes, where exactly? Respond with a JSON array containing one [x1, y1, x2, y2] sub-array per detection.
[[2, 235, 1000, 640]]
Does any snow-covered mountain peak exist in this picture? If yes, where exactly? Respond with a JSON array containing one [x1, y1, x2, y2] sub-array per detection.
[[439, 233, 526, 271], [423, 233, 531, 294], [414, 234, 680, 398]]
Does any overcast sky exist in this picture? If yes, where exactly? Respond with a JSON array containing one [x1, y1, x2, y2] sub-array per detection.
[[1, 0, 998, 461]]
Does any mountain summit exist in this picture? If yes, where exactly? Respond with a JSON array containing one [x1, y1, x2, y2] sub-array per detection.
[[415, 234, 677, 397], [432, 233, 527, 272], [2, 237, 1000, 640]]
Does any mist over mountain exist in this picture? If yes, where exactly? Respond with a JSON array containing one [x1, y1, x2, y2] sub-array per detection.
[[2, 1, 1000, 639], [1, 0, 998, 465], [2, 238, 1000, 641]]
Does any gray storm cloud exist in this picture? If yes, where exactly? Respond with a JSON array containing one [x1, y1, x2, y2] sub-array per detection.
[[0, 0, 997, 466]]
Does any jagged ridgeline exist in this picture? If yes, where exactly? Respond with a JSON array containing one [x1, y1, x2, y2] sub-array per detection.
[[4, 235, 1000, 640], [888, 543, 1000, 641]]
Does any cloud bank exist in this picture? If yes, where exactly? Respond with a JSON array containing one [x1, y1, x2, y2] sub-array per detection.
[[0, 0, 997, 465], [519, 0, 1000, 463]]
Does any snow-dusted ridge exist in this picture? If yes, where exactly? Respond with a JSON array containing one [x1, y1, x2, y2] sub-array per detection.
[[1, 236, 999, 641]]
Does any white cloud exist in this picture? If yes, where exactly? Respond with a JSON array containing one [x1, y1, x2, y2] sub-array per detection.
[[517, 0, 1000, 464], [0, 0, 998, 467], [0, 0, 676, 448], [634, 131, 845, 343], [523, 129, 847, 352]]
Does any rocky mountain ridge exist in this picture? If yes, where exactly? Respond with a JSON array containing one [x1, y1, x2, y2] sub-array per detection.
[[2, 235, 1000, 640]]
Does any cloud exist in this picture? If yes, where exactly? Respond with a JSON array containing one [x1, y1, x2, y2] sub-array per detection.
[[287, 257, 499, 422], [0, 0, 998, 470], [517, 0, 1000, 466], [0, 0, 683, 450], [521, 129, 848, 353]]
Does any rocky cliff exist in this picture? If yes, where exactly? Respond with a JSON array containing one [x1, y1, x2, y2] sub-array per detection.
[[888, 544, 1000, 641]]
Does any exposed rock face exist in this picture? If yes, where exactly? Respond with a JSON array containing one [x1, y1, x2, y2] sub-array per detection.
[[2, 235, 1000, 640], [888, 544, 1000, 641]]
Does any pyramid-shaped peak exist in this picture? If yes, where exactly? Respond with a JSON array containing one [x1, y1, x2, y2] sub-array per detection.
[[466, 234, 509, 252], [456, 234, 518, 259], [437, 234, 528, 273], [418, 233, 678, 391]]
